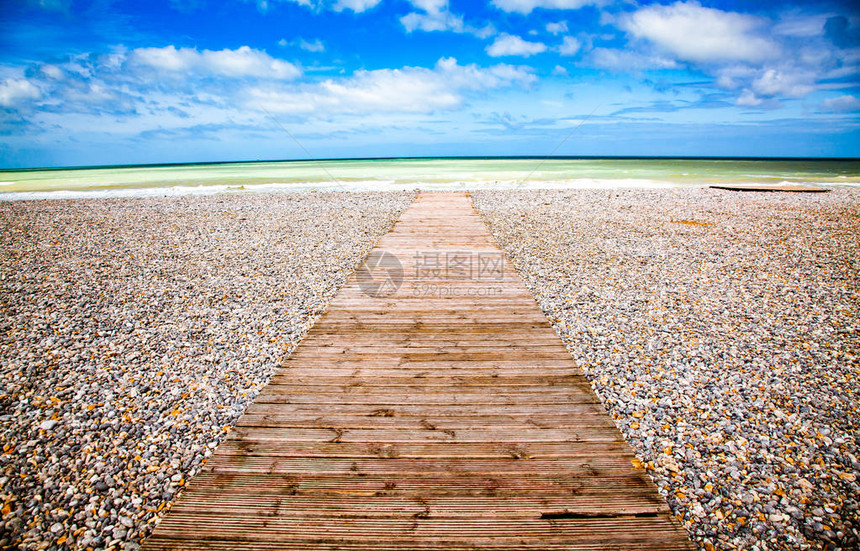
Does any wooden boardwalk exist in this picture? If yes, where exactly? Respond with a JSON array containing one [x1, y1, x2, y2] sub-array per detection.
[[144, 192, 693, 550]]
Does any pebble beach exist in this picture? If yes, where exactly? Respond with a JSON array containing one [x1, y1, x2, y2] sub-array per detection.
[[0, 192, 414, 550], [0, 187, 857, 551], [472, 188, 859, 551]]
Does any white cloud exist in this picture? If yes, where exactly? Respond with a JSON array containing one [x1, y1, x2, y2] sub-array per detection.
[[130, 45, 301, 79], [734, 89, 780, 109], [251, 73, 459, 114], [491, 0, 604, 15], [587, 48, 678, 71], [401, 10, 465, 33], [486, 34, 548, 57], [820, 95, 860, 112], [773, 13, 830, 38], [204, 47, 299, 78], [332, 0, 381, 12], [10, 48, 535, 125], [736, 89, 765, 107], [558, 36, 580, 56], [714, 65, 756, 90], [720, 64, 818, 107], [298, 38, 325, 52], [410, 0, 446, 10], [751, 68, 815, 98], [131, 46, 195, 71], [546, 21, 568, 34], [552, 65, 568, 76], [281, 38, 325, 52], [249, 57, 535, 115], [251, 0, 380, 13], [598, 10, 615, 27], [0, 78, 41, 107], [40, 65, 65, 80], [622, 1, 780, 64], [401, 0, 493, 36]]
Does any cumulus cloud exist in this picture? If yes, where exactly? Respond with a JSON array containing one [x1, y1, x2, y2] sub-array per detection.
[[129, 45, 301, 79], [773, 13, 830, 38], [751, 68, 815, 98], [40, 65, 65, 80], [606, 1, 860, 108], [546, 21, 568, 34], [5, 45, 536, 135], [727, 62, 825, 108], [298, 38, 325, 52], [401, 10, 465, 33], [0, 79, 41, 107], [622, 1, 780, 64], [735, 89, 775, 108], [249, 57, 535, 115], [587, 48, 678, 71], [280, 38, 325, 52], [406, 0, 445, 11], [250, 0, 380, 13], [558, 36, 580, 56], [486, 34, 548, 57], [401, 0, 493, 36], [724, 58, 848, 109], [820, 95, 860, 113], [332, 0, 381, 12], [714, 65, 756, 90], [0, 44, 302, 123], [491, 0, 605, 15]]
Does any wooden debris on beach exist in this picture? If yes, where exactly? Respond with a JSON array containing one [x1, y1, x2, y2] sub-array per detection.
[[710, 184, 830, 193]]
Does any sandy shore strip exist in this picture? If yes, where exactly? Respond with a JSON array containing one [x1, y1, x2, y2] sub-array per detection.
[[472, 188, 859, 551], [0, 191, 414, 550]]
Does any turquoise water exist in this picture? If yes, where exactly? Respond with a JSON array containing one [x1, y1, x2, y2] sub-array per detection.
[[1, 157, 858, 200]]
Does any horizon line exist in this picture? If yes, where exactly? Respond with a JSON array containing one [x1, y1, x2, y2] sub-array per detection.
[[3, 154, 860, 172]]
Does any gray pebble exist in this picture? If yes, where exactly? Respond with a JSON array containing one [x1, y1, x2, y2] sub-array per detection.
[[474, 188, 860, 551], [0, 191, 415, 550]]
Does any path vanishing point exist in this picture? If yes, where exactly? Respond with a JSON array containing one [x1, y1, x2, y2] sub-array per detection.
[[143, 192, 695, 550]]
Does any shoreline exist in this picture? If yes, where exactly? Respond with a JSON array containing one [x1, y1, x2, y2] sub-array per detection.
[[0, 179, 850, 202], [3, 158, 857, 200]]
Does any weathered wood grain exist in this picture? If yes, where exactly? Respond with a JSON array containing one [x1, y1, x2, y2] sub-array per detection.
[[143, 192, 693, 550]]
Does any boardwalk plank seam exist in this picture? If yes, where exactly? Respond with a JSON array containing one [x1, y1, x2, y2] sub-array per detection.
[[143, 192, 693, 550]]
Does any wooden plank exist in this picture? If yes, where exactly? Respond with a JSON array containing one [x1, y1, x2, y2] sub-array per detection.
[[710, 183, 830, 192], [202, 456, 649, 476], [145, 515, 691, 551], [163, 495, 670, 518], [233, 414, 618, 430], [213, 440, 633, 459], [241, 403, 609, 417], [221, 427, 620, 444], [143, 192, 693, 550], [181, 470, 656, 493]]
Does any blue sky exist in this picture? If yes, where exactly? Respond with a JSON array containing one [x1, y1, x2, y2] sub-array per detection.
[[0, 0, 858, 168]]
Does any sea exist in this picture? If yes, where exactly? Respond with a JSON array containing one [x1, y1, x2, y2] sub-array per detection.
[[1, 157, 858, 201]]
